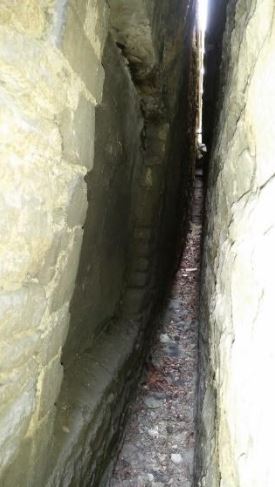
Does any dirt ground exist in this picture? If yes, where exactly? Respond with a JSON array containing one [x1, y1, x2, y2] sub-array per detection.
[[109, 173, 203, 487]]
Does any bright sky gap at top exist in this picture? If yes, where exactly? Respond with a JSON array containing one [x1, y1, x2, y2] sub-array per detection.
[[198, 0, 208, 32]]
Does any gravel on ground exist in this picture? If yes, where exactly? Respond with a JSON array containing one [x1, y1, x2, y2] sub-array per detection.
[[110, 174, 203, 487]]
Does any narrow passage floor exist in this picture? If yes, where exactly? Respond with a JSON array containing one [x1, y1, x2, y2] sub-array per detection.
[[110, 172, 203, 487]]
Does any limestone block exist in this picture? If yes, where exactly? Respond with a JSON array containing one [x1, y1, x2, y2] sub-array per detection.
[[0, 185, 53, 289], [0, 358, 39, 415], [69, 0, 109, 58], [38, 229, 70, 286], [122, 288, 145, 316], [0, 331, 41, 374], [248, 37, 275, 187], [134, 257, 150, 272], [0, 284, 46, 339], [70, 0, 89, 23], [0, 103, 62, 166], [37, 174, 87, 286], [0, 150, 87, 290], [0, 191, 53, 290], [0, 29, 76, 120], [2, 437, 32, 487], [128, 271, 148, 288], [37, 355, 63, 420], [60, 95, 96, 170], [0, 1, 47, 38], [0, 372, 37, 470], [3, 411, 54, 487], [134, 237, 153, 258], [66, 173, 88, 227], [40, 304, 70, 366], [0, 104, 87, 289], [84, 0, 109, 58], [50, 228, 83, 312], [30, 411, 55, 486], [62, 5, 104, 103], [39, 167, 87, 283]]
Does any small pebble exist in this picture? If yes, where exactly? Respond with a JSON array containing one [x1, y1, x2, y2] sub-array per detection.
[[147, 428, 159, 438], [171, 453, 183, 465], [144, 397, 162, 409], [166, 425, 173, 434], [160, 333, 171, 344]]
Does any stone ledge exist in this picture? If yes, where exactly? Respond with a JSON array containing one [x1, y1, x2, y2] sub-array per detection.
[[44, 317, 149, 486]]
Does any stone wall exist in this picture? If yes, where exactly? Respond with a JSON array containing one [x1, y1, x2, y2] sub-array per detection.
[[0, 1, 197, 485], [0, 1, 108, 485], [196, 0, 275, 485]]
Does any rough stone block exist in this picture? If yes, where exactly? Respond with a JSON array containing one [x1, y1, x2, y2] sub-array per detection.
[[37, 229, 69, 286], [30, 411, 55, 486], [0, 284, 46, 339], [134, 227, 152, 241], [134, 239, 153, 258], [0, 374, 36, 471], [0, 30, 73, 119], [38, 356, 63, 420], [0, 157, 85, 291], [66, 179, 88, 228], [50, 228, 83, 312], [134, 257, 150, 272], [84, 0, 109, 58], [69, 0, 108, 58], [122, 288, 145, 316], [0, 1, 47, 38], [60, 95, 96, 170], [70, 0, 89, 23], [0, 331, 41, 373], [0, 188, 54, 290], [2, 437, 33, 487], [128, 271, 148, 288], [62, 5, 104, 103], [0, 358, 39, 417], [40, 304, 70, 366]]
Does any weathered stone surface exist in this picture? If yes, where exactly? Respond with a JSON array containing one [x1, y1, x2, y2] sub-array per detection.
[[0, 0, 197, 485], [109, 0, 157, 79], [0, 284, 46, 338], [0, 369, 37, 471], [0, 1, 48, 39], [37, 356, 64, 419], [46, 319, 141, 487], [0, 0, 106, 483], [61, 33, 143, 362], [50, 228, 83, 312], [40, 304, 70, 366], [60, 95, 96, 170], [196, 1, 275, 486], [62, 4, 105, 103]]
